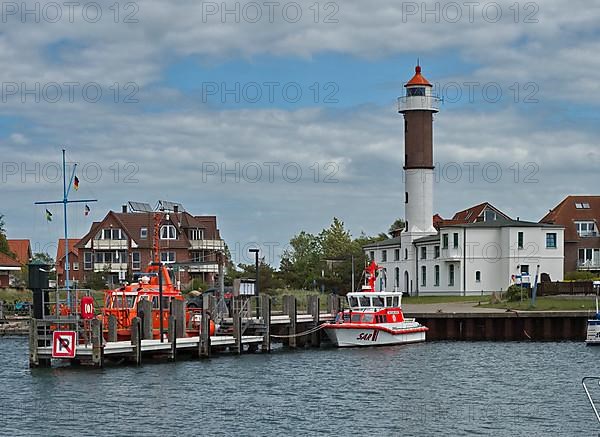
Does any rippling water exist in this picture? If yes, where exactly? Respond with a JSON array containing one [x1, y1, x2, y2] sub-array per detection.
[[1, 338, 599, 435]]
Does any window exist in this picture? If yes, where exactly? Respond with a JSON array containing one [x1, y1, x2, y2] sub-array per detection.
[[189, 228, 204, 240], [576, 222, 597, 237], [434, 265, 440, 286], [160, 225, 176, 240], [518, 232, 524, 249], [405, 192, 408, 204], [442, 234, 449, 249], [140, 228, 148, 239], [449, 264, 455, 286], [359, 296, 370, 307], [404, 249, 408, 260], [191, 251, 206, 262], [453, 233, 459, 248], [369, 251, 375, 261], [483, 209, 497, 222], [394, 249, 400, 261], [575, 202, 591, 209], [520, 265, 529, 275], [348, 296, 358, 308], [132, 252, 141, 270], [362, 314, 374, 323], [84, 252, 92, 270], [97, 228, 123, 240], [381, 250, 387, 262], [434, 245, 440, 259], [95, 251, 127, 264], [546, 233, 557, 249], [475, 271, 481, 283], [73, 262, 79, 271], [160, 251, 176, 264], [407, 87, 425, 96], [395, 267, 400, 288], [372, 296, 384, 307], [420, 247, 427, 260], [421, 265, 426, 287]]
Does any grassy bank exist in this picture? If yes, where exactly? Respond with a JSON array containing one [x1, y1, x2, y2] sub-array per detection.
[[483, 297, 597, 311], [0, 289, 32, 303], [403, 295, 490, 304]]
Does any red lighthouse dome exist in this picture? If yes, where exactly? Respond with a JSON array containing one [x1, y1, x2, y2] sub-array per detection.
[[404, 65, 432, 87]]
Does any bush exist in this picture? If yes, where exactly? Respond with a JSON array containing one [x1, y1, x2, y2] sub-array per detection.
[[186, 278, 210, 293], [505, 284, 529, 302], [564, 271, 599, 282]]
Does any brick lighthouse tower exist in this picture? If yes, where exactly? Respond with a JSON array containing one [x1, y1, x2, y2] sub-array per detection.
[[397, 64, 440, 294], [398, 64, 439, 237]]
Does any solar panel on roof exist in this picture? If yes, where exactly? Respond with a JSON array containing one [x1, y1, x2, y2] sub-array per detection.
[[156, 200, 185, 212], [128, 201, 152, 212]]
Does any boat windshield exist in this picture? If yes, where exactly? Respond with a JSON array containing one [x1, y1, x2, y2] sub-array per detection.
[[393, 296, 400, 306], [372, 296, 384, 307], [107, 294, 136, 309], [348, 296, 358, 308], [359, 296, 371, 307], [386, 296, 393, 307], [351, 313, 362, 322]]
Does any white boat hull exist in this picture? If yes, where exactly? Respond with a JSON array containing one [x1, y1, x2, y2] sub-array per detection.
[[586, 320, 600, 345], [324, 323, 427, 347]]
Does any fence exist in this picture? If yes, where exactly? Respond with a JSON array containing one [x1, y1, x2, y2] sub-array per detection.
[[538, 281, 595, 296]]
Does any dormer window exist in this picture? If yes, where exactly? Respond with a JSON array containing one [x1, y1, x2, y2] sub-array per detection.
[[407, 87, 425, 97], [160, 224, 176, 240], [189, 228, 204, 240], [140, 228, 148, 239]]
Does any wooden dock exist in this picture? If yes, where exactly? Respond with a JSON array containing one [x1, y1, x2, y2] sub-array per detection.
[[29, 294, 339, 368]]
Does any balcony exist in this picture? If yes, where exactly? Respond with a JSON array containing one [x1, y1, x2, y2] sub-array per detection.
[[93, 239, 128, 250], [441, 247, 462, 260], [398, 95, 440, 113], [187, 263, 219, 273], [578, 231, 599, 238], [94, 263, 128, 272], [578, 260, 600, 270], [189, 239, 225, 251]]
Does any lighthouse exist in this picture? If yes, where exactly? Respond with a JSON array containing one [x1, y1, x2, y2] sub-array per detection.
[[398, 64, 440, 236]]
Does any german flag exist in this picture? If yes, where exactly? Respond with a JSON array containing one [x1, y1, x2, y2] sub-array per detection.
[[73, 176, 79, 191]]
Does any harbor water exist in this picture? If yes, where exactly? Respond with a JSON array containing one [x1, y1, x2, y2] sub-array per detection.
[[1, 337, 599, 435]]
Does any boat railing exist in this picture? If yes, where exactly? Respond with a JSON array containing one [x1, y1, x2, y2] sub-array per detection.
[[582, 377, 600, 424]]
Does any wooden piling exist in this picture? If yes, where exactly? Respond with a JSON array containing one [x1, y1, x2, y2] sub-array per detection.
[[327, 294, 340, 316], [131, 317, 142, 365], [283, 295, 297, 348], [170, 299, 185, 339], [233, 310, 242, 354], [28, 318, 39, 368], [308, 295, 320, 347], [199, 294, 211, 358], [168, 315, 177, 360], [138, 299, 153, 340], [107, 314, 118, 343], [91, 318, 103, 367], [261, 295, 271, 353]]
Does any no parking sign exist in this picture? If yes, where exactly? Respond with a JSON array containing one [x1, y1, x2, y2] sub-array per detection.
[[52, 331, 77, 358]]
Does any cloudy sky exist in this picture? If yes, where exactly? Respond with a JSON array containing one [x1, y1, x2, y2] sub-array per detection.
[[0, 0, 598, 265]]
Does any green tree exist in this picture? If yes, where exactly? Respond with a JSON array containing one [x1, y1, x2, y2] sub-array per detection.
[[388, 218, 406, 236], [279, 231, 322, 289], [0, 214, 15, 258]]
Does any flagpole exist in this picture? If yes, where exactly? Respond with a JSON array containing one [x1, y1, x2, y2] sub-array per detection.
[[62, 149, 71, 304], [35, 149, 97, 313]]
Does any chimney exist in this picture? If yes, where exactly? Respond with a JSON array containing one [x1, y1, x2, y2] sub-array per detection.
[[122, 205, 127, 213], [174, 205, 179, 213]]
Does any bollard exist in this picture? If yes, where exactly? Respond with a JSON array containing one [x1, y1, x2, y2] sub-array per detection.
[[261, 295, 271, 353], [283, 295, 297, 349], [308, 295, 320, 347], [137, 299, 153, 340], [107, 314, 118, 343], [131, 317, 142, 365], [91, 318, 103, 367], [168, 315, 176, 361]]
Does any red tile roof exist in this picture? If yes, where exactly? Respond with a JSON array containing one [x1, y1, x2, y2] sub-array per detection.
[[0, 252, 21, 268], [7, 239, 31, 265], [540, 195, 600, 242], [434, 202, 511, 229], [57, 239, 79, 261]]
